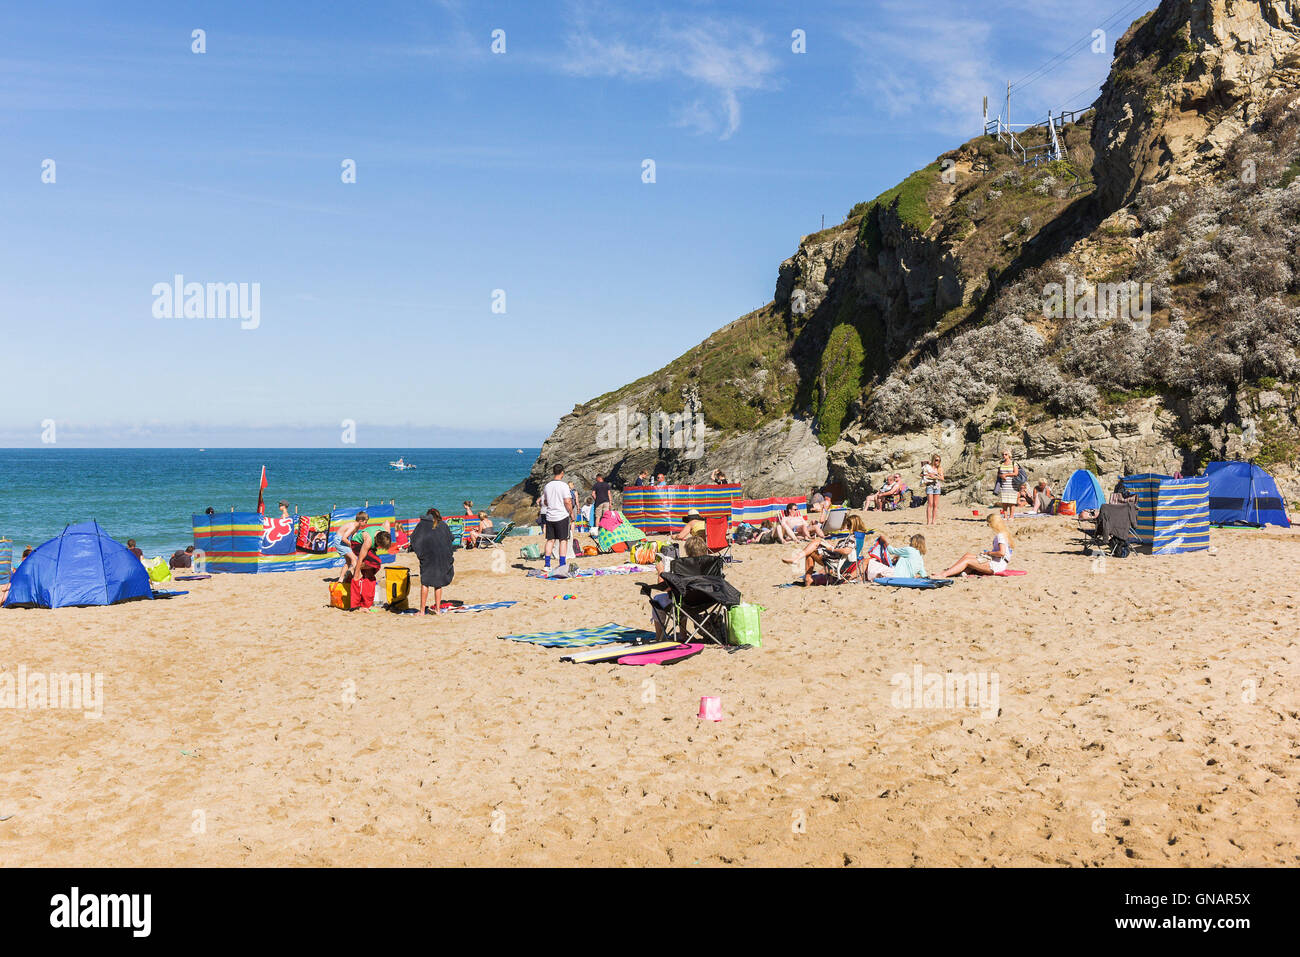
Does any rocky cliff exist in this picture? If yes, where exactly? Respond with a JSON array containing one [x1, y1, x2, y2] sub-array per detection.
[[495, 0, 1300, 522]]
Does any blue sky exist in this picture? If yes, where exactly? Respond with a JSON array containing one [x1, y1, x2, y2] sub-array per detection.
[[1, 0, 1156, 446]]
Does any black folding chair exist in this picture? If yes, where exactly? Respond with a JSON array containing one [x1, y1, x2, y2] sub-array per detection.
[[1083, 502, 1138, 557], [638, 555, 739, 644]]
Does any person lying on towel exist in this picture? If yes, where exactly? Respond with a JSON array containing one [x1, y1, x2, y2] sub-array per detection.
[[862, 533, 928, 582], [940, 514, 1014, 577], [782, 513, 868, 586]]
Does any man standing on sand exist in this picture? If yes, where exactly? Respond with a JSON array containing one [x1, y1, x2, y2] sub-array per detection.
[[541, 463, 574, 570], [591, 473, 614, 525]]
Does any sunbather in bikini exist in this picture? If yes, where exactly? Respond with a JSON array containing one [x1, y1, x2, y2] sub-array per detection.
[[774, 503, 815, 543]]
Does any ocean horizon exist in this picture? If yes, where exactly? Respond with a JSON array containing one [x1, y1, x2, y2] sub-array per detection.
[[0, 448, 539, 558]]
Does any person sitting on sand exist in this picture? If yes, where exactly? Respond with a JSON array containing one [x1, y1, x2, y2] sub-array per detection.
[[940, 514, 1015, 577], [783, 514, 867, 586], [871, 474, 905, 511], [278, 500, 291, 520], [862, 533, 928, 581], [333, 511, 367, 582], [462, 500, 475, 516], [673, 509, 707, 542], [1032, 478, 1054, 513], [169, 545, 196, 570], [411, 508, 454, 616], [126, 539, 144, 561]]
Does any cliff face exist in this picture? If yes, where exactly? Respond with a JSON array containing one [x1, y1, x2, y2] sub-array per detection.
[[1092, 0, 1300, 213], [496, 0, 1300, 521]]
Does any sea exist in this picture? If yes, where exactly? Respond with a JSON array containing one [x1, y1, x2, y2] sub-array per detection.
[[0, 448, 537, 557]]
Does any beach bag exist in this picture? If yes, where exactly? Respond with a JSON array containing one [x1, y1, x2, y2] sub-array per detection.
[[519, 543, 542, 560], [349, 576, 376, 610], [582, 545, 598, 557], [1013, 465, 1029, 490], [144, 557, 171, 583], [329, 581, 352, 610], [385, 566, 411, 611], [1058, 500, 1076, 516], [727, 603, 764, 648], [633, 541, 659, 565]]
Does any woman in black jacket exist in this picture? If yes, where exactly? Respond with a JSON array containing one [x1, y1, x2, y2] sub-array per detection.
[[410, 508, 454, 616]]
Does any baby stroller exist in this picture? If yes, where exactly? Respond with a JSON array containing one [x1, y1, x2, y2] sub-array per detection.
[[1082, 502, 1137, 558]]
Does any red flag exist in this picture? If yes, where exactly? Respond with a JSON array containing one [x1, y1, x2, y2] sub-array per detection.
[[257, 466, 268, 514]]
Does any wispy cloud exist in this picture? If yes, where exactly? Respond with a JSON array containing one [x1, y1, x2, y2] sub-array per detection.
[[559, 2, 779, 139], [842, 0, 1152, 139]]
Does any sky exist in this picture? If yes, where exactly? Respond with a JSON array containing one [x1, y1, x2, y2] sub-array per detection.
[[1, 0, 1157, 446]]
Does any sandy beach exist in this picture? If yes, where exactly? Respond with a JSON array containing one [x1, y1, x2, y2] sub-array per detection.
[[2, 512, 1297, 867]]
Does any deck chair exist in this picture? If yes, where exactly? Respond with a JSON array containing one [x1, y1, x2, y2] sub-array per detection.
[[473, 521, 515, 548], [638, 555, 739, 644], [811, 534, 859, 584], [704, 515, 733, 562]]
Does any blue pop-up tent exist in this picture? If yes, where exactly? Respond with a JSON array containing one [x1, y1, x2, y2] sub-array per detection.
[[3, 521, 153, 608], [1061, 469, 1104, 513], [1205, 462, 1291, 528]]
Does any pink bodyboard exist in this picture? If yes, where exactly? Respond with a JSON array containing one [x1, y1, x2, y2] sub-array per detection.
[[618, 643, 705, 665]]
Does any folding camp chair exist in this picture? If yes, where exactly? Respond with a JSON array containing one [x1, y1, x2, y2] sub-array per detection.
[[704, 515, 733, 562], [473, 521, 515, 548], [638, 555, 739, 645], [816, 535, 860, 584], [1082, 502, 1137, 557]]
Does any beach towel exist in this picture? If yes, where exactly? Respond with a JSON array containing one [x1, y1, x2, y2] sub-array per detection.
[[994, 569, 1028, 577], [617, 643, 704, 665], [872, 577, 953, 589], [499, 622, 657, 648], [526, 563, 650, 580], [396, 600, 517, 615], [595, 520, 646, 554], [561, 641, 681, 664], [448, 600, 516, 613]]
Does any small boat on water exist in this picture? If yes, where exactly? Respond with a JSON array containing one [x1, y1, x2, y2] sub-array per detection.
[[390, 457, 417, 470], [516, 449, 523, 453]]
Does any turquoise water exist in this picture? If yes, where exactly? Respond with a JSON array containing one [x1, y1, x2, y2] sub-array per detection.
[[0, 448, 536, 557]]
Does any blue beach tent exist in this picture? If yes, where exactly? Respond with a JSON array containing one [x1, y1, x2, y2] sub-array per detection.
[[3, 521, 152, 609], [1204, 462, 1291, 528], [1061, 469, 1104, 513]]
